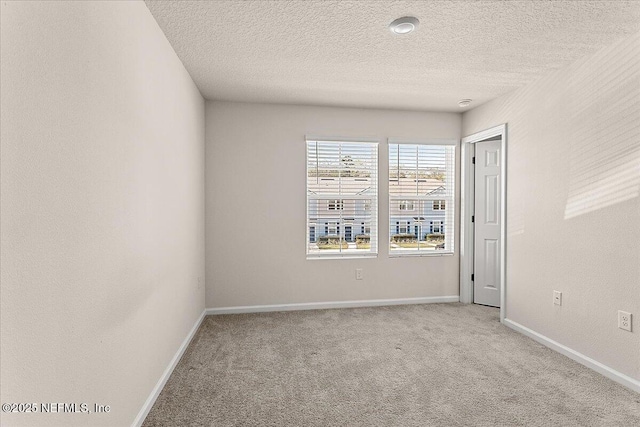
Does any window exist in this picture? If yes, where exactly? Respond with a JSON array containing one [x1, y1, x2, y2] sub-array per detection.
[[307, 139, 378, 257], [399, 201, 414, 211], [361, 222, 371, 234], [327, 221, 338, 235], [433, 200, 445, 210], [397, 220, 410, 234], [389, 142, 455, 254], [327, 200, 343, 210]]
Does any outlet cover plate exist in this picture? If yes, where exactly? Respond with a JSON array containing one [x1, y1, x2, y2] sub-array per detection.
[[553, 291, 562, 306], [618, 311, 632, 332]]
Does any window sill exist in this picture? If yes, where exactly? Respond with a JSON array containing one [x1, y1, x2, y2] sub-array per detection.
[[388, 251, 454, 258], [306, 254, 378, 261]]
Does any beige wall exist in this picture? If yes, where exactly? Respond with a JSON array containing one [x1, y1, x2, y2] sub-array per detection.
[[0, 2, 205, 426], [205, 101, 461, 308], [463, 32, 640, 380]]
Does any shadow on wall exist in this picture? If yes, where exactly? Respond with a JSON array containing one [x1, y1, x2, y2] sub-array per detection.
[[564, 34, 640, 220]]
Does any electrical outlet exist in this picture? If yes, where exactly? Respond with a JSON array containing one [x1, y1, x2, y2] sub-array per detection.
[[618, 311, 632, 332], [553, 291, 562, 306], [355, 269, 363, 280]]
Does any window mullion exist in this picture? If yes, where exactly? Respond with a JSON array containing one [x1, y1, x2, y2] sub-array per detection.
[[338, 144, 342, 253], [415, 145, 419, 196]]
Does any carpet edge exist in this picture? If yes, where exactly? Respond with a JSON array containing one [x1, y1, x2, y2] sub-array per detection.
[[504, 318, 640, 394], [131, 309, 207, 427], [205, 296, 460, 315]]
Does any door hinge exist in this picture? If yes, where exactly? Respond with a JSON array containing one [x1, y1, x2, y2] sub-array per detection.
[[472, 156, 476, 164], [471, 215, 475, 223], [471, 274, 474, 281]]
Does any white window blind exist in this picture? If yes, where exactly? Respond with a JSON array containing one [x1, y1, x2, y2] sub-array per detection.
[[389, 143, 455, 254], [307, 139, 378, 258]]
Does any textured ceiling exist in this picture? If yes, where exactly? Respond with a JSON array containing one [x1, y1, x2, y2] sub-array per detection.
[[145, 1, 640, 112]]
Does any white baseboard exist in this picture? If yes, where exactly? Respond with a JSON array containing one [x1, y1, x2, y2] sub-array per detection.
[[504, 318, 640, 394], [206, 295, 460, 315], [131, 309, 206, 427]]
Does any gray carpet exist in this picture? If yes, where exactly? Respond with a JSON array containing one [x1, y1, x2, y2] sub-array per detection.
[[143, 303, 640, 426]]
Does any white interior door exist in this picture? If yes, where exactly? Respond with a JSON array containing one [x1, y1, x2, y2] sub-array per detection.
[[473, 139, 501, 307]]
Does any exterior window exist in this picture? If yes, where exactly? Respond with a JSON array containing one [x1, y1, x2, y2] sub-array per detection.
[[389, 142, 455, 254], [307, 139, 378, 258], [399, 201, 414, 211], [361, 222, 371, 234], [328, 200, 343, 210], [327, 222, 338, 235], [397, 221, 410, 234]]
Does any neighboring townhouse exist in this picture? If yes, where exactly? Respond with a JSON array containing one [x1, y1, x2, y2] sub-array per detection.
[[307, 176, 374, 243], [308, 177, 447, 244], [389, 184, 447, 240]]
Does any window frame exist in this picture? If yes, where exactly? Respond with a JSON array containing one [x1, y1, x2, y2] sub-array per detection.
[[327, 199, 344, 211], [433, 200, 446, 210], [387, 138, 457, 257], [399, 200, 415, 211], [306, 137, 379, 259]]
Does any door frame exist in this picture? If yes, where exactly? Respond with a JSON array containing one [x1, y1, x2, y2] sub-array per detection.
[[460, 124, 508, 322]]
